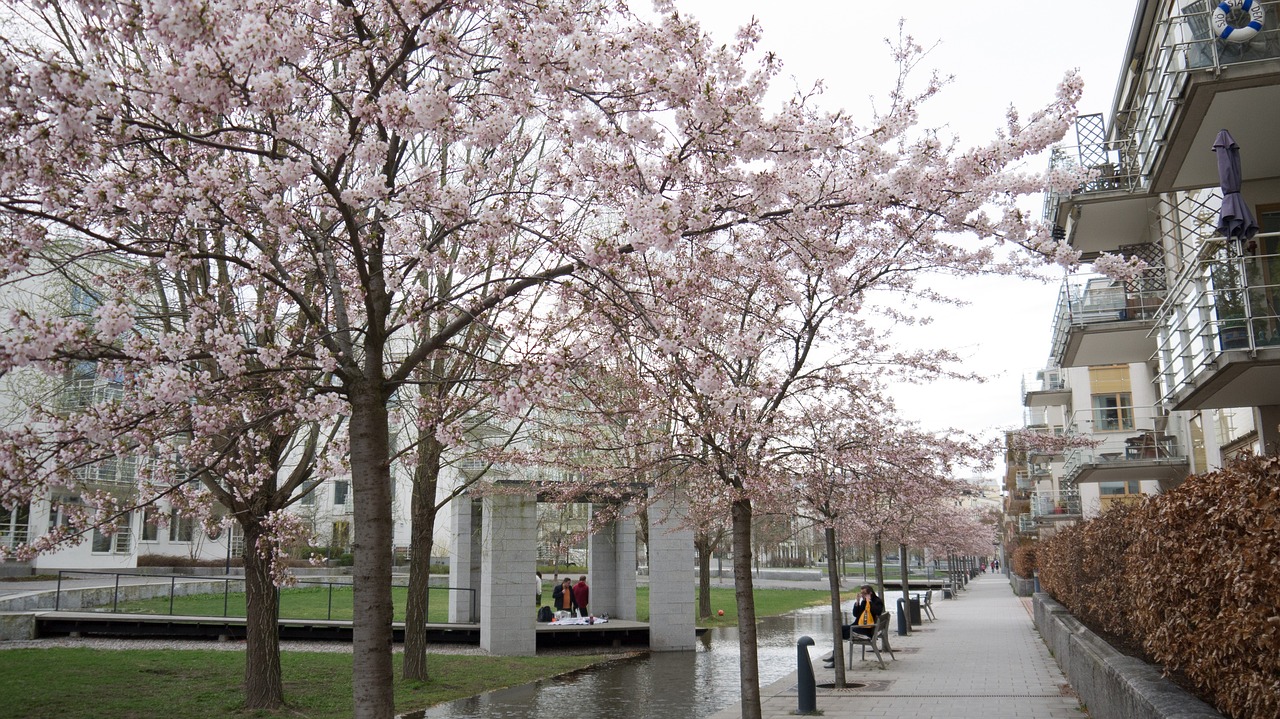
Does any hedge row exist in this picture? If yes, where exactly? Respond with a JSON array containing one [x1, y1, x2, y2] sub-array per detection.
[[1037, 455, 1280, 719]]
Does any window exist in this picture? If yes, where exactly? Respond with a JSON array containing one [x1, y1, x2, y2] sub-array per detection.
[[333, 480, 349, 507], [140, 508, 160, 542], [1092, 393, 1134, 431], [51, 496, 82, 529], [1089, 365, 1133, 432], [168, 511, 194, 542], [1099, 481, 1143, 513], [91, 514, 132, 554]]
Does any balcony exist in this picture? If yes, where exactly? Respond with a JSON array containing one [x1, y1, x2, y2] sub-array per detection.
[[1155, 237, 1280, 410], [1030, 489, 1082, 519], [1049, 271, 1165, 367], [1015, 471, 1032, 492], [1017, 513, 1037, 533], [1022, 369, 1070, 409], [1059, 404, 1190, 485], [1122, 0, 1280, 194]]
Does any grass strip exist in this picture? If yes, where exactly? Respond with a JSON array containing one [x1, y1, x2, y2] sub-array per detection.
[[0, 647, 611, 719]]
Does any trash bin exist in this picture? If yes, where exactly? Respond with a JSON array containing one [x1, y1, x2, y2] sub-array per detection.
[[908, 596, 922, 626]]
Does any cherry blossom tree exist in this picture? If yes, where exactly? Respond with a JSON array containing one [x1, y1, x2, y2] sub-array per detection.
[[0, 1, 1091, 716], [518, 24, 1087, 712]]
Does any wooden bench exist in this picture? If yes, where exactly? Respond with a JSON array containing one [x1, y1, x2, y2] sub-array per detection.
[[846, 611, 896, 669]]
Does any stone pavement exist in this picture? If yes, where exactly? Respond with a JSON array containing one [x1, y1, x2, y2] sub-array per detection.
[[706, 573, 1086, 719]]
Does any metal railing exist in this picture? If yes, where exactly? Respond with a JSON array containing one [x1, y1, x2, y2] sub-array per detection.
[[0, 527, 29, 549], [1030, 489, 1082, 518], [1058, 404, 1188, 484], [1044, 1, 1280, 224], [1154, 236, 1280, 404], [1049, 272, 1166, 365], [52, 570, 479, 623], [1017, 513, 1037, 533]]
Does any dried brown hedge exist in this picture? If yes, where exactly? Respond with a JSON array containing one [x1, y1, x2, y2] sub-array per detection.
[[1037, 455, 1280, 719], [1011, 542, 1036, 579]]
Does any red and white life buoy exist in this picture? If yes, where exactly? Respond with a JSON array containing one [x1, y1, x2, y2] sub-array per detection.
[[1212, 0, 1266, 43]]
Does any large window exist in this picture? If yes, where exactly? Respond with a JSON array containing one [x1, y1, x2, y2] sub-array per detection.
[[1092, 393, 1134, 431], [92, 514, 132, 554], [333, 480, 349, 507], [1089, 365, 1134, 431], [168, 511, 194, 542], [1099, 481, 1142, 513]]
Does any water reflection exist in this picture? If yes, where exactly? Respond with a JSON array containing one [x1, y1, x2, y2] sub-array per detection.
[[420, 604, 839, 719]]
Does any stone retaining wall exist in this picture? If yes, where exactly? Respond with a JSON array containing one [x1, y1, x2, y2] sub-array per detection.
[[1033, 593, 1224, 719], [1009, 573, 1034, 596]]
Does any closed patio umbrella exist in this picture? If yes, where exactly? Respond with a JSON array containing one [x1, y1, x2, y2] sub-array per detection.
[[1213, 128, 1258, 242]]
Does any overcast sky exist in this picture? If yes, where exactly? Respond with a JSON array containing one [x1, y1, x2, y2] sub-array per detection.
[[672, 0, 1140, 472]]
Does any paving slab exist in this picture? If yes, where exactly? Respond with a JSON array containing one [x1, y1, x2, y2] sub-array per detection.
[[707, 573, 1086, 719]]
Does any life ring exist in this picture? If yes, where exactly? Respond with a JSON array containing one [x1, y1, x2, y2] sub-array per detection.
[[1212, 0, 1265, 42]]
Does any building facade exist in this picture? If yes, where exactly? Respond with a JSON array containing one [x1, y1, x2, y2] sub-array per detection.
[[1009, 0, 1280, 540]]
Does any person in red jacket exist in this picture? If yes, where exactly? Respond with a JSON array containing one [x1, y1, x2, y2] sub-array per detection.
[[572, 576, 590, 617]]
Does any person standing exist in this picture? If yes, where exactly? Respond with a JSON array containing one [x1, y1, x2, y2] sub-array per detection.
[[535, 571, 543, 606], [552, 577, 577, 616], [572, 575, 590, 617]]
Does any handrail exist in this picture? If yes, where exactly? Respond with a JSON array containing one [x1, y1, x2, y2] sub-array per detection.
[[51, 570, 479, 623]]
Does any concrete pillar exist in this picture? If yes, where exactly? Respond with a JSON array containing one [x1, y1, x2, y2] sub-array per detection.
[[480, 492, 537, 655], [587, 506, 637, 620], [1255, 405, 1280, 455], [448, 497, 482, 623], [647, 487, 695, 651]]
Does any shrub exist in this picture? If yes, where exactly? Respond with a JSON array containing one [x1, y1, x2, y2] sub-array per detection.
[[1011, 543, 1036, 578], [1037, 455, 1280, 719]]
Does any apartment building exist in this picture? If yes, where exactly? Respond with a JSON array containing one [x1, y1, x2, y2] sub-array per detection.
[[1011, 0, 1280, 538]]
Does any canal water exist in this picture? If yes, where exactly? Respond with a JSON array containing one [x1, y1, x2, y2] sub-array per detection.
[[417, 603, 841, 719]]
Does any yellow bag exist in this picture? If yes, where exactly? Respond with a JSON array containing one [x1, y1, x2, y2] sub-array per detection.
[[857, 602, 873, 626]]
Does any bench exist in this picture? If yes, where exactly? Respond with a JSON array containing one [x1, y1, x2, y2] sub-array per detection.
[[913, 589, 936, 621], [846, 611, 896, 669]]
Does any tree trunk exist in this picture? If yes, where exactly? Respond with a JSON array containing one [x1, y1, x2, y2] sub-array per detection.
[[349, 387, 396, 719], [403, 434, 444, 681], [898, 542, 910, 636], [696, 533, 714, 620], [731, 498, 761, 719], [242, 522, 284, 709], [873, 537, 885, 599], [825, 526, 847, 687]]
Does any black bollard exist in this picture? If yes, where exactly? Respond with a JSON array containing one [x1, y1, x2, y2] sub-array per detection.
[[796, 635, 817, 715], [896, 598, 908, 636]]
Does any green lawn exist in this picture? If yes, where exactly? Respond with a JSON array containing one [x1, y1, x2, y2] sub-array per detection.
[[117, 583, 846, 628], [0, 647, 609, 719]]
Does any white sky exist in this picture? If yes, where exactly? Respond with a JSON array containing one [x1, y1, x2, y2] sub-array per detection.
[[672, 0, 1139, 470]]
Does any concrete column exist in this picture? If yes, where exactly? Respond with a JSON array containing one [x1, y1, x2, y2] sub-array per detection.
[[647, 487, 695, 651], [1255, 405, 1280, 455], [587, 506, 637, 620], [448, 497, 482, 623], [480, 492, 537, 655]]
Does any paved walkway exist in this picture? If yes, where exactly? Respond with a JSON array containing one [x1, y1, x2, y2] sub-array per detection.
[[707, 573, 1086, 719]]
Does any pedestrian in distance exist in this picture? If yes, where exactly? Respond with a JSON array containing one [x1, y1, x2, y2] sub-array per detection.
[[573, 575, 590, 617], [535, 571, 543, 605]]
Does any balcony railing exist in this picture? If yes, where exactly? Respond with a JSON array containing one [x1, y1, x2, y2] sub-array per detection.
[[1015, 472, 1032, 491], [1030, 489, 1081, 518], [1115, 1, 1280, 190], [0, 526, 29, 549], [1155, 237, 1280, 404], [1058, 404, 1189, 484], [1049, 271, 1166, 365], [1018, 513, 1037, 533]]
